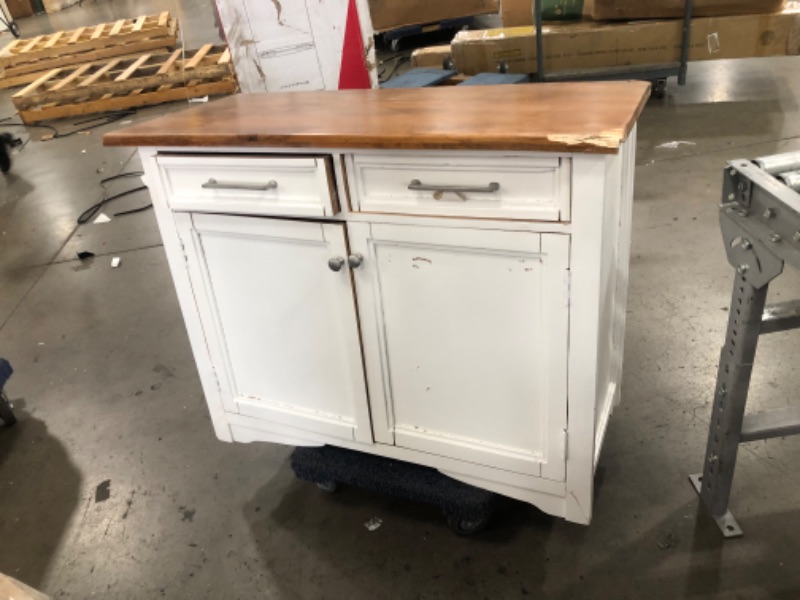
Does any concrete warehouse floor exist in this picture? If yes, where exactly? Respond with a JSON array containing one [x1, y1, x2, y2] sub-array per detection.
[[2, 2, 800, 599]]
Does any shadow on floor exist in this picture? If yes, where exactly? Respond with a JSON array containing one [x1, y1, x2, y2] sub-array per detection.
[[243, 459, 557, 599], [0, 402, 81, 590]]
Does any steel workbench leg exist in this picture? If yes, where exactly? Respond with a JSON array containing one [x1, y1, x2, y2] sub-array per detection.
[[690, 273, 768, 537]]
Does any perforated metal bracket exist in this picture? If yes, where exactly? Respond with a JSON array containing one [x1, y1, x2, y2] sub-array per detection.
[[689, 474, 743, 538], [719, 209, 784, 289], [723, 165, 753, 208]]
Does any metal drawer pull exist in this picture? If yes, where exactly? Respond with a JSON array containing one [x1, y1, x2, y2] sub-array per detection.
[[407, 179, 500, 195], [202, 178, 278, 191], [328, 257, 346, 272], [348, 254, 364, 269]]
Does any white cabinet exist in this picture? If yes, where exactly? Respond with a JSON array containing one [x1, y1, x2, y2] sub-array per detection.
[[345, 152, 571, 221], [348, 222, 569, 480], [139, 139, 636, 526], [141, 142, 637, 526], [175, 212, 372, 443], [158, 155, 338, 217], [110, 83, 648, 527], [173, 210, 571, 477]]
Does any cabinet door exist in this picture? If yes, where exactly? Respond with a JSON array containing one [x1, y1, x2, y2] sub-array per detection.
[[349, 223, 569, 480], [176, 213, 371, 443]]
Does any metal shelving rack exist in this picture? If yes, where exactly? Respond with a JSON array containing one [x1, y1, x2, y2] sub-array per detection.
[[0, 0, 20, 38], [529, 0, 694, 97]]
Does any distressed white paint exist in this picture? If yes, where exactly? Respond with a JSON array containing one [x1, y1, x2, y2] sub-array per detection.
[[346, 152, 571, 221], [175, 213, 373, 443], [157, 155, 336, 217], [140, 139, 637, 526], [347, 222, 569, 479], [214, 0, 376, 93]]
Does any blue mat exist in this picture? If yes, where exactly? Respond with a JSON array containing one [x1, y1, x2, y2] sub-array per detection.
[[290, 445, 496, 533], [0, 359, 11, 391]]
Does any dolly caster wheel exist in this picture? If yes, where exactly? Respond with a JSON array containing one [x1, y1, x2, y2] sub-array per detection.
[[316, 481, 338, 493], [445, 512, 488, 535]]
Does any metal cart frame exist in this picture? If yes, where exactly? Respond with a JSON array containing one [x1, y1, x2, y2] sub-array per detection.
[[529, 0, 694, 97], [691, 153, 800, 537], [0, 0, 20, 38]]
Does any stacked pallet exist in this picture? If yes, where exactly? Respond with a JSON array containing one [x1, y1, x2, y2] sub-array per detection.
[[0, 12, 179, 90], [12, 44, 238, 123]]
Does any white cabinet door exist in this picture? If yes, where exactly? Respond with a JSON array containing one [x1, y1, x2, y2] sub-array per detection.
[[176, 213, 372, 443], [349, 223, 569, 480]]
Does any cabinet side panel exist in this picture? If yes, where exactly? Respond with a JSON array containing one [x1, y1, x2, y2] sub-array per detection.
[[565, 154, 609, 524], [594, 126, 637, 466], [592, 145, 623, 461], [141, 149, 233, 442]]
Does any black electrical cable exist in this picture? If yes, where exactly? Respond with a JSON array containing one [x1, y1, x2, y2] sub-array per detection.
[[0, 109, 135, 139], [114, 202, 153, 217], [77, 171, 149, 224], [379, 56, 410, 84], [78, 185, 149, 224]]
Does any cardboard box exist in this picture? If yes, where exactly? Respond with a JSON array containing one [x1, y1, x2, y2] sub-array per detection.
[[592, 0, 786, 21], [411, 45, 453, 68], [502, 0, 594, 26], [5, 0, 34, 20], [369, 0, 499, 33], [42, 0, 77, 13], [452, 8, 800, 75]]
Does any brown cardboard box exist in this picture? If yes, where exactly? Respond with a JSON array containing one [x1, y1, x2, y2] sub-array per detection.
[[502, 0, 594, 26], [592, 0, 786, 21], [369, 0, 499, 33], [411, 45, 453, 68], [42, 0, 78, 13], [452, 8, 800, 75], [6, 0, 34, 19]]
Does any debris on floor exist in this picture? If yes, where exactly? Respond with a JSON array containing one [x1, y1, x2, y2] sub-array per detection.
[[364, 517, 383, 531], [656, 141, 697, 149], [656, 530, 680, 550]]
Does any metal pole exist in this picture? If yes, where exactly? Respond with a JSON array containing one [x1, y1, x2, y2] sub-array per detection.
[[694, 274, 768, 537], [534, 0, 545, 82], [678, 0, 693, 85]]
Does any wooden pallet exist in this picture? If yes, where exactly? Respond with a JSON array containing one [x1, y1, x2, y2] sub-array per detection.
[[0, 13, 179, 89], [12, 44, 238, 124]]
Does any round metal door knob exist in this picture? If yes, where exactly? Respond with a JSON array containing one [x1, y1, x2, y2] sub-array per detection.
[[348, 254, 364, 269], [328, 257, 346, 272]]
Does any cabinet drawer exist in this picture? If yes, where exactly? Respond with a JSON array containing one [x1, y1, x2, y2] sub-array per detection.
[[156, 154, 338, 217], [346, 152, 571, 221]]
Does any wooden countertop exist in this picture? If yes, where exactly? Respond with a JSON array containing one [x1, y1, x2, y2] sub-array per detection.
[[104, 82, 650, 154]]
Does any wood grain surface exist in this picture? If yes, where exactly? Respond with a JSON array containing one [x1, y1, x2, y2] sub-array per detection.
[[104, 82, 650, 154]]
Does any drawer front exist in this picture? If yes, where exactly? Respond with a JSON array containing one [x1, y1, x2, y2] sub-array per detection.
[[157, 155, 338, 217], [346, 152, 571, 221]]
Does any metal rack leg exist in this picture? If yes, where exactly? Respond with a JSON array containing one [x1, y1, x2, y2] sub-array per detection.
[[678, 0, 694, 85], [690, 273, 768, 537], [534, 0, 544, 82]]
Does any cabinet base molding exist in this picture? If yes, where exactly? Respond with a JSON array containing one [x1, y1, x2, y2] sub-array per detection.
[[227, 412, 571, 519]]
